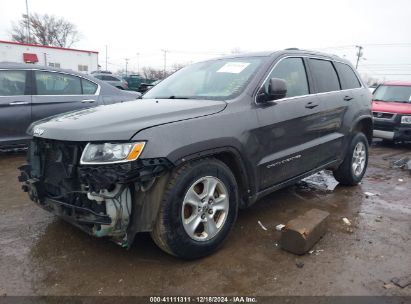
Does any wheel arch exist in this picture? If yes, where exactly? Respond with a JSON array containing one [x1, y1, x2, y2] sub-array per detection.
[[172, 147, 254, 209], [351, 115, 373, 144]]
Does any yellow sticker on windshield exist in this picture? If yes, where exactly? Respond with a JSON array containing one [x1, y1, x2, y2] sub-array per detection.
[[217, 62, 250, 74]]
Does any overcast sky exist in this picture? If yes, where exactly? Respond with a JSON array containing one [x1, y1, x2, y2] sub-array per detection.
[[1, 0, 411, 80]]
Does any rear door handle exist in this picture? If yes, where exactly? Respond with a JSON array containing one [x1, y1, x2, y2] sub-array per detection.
[[9, 101, 30, 105], [343, 96, 353, 101], [81, 99, 96, 103], [305, 102, 319, 109]]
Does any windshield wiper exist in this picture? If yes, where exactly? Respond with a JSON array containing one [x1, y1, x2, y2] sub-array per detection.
[[153, 96, 191, 99]]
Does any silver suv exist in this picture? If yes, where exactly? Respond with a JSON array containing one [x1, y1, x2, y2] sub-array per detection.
[[92, 74, 129, 90]]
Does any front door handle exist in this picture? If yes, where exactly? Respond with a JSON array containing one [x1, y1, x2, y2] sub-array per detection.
[[305, 102, 319, 109], [81, 99, 96, 103], [343, 96, 353, 101], [9, 101, 30, 106]]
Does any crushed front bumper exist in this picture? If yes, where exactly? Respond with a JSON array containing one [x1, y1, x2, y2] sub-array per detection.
[[18, 138, 172, 246]]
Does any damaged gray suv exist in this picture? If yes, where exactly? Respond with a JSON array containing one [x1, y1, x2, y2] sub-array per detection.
[[19, 49, 373, 259]]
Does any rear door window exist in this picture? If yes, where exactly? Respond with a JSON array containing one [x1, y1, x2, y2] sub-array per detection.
[[265, 57, 309, 98], [35, 71, 82, 95], [309, 59, 340, 93], [334, 62, 361, 90], [82, 79, 98, 94], [0, 70, 28, 96]]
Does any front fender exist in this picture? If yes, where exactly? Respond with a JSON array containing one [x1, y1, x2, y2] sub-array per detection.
[[132, 113, 260, 202]]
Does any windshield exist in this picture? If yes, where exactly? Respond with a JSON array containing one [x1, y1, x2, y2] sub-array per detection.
[[373, 85, 411, 103], [143, 57, 264, 100]]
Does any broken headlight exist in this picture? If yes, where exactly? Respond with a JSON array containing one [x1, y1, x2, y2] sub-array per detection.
[[401, 116, 411, 124], [80, 142, 145, 164]]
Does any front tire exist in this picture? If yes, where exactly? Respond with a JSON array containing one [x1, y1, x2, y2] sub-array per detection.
[[151, 158, 238, 259], [333, 132, 369, 186]]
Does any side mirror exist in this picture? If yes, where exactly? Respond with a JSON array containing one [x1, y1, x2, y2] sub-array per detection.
[[256, 78, 287, 104], [268, 78, 287, 100]]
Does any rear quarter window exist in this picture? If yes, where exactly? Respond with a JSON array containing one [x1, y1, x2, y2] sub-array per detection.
[[102, 76, 120, 81], [335, 62, 361, 90], [82, 79, 98, 94], [309, 59, 340, 93]]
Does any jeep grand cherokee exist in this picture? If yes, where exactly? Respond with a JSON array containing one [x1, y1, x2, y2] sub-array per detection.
[[19, 49, 373, 259]]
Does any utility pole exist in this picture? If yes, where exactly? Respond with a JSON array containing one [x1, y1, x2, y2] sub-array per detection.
[[25, 0, 30, 43], [161, 49, 168, 77], [355, 45, 363, 69], [125, 58, 129, 76], [136, 52, 140, 75], [105, 45, 108, 71]]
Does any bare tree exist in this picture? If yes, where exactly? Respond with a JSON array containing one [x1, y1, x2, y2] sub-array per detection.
[[170, 63, 186, 73], [11, 13, 80, 47], [140, 63, 187, 80], [141, 67, 167, 80]]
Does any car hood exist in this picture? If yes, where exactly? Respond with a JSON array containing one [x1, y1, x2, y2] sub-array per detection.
[[29, 99, 227, 141], [372, 101, 411, 115]]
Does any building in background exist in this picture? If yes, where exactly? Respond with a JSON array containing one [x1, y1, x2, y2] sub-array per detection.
[[0, 40, 98, 73]]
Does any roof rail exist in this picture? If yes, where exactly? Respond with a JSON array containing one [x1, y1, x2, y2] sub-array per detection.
[[284, 48, 299, 50]]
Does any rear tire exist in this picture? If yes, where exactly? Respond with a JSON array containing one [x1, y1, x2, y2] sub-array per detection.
[[333, 132, 369, 186], [151, 158, 238, 259]]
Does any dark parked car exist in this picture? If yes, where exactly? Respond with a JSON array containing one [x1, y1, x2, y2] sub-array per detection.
[[19, 49, 372, 259], [122, 74, 155, 92], [138, 79, 161, 93], [0, 63, 141, 149]]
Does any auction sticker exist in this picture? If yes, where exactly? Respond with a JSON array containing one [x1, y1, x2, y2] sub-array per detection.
[[217, 62, 250, 73]]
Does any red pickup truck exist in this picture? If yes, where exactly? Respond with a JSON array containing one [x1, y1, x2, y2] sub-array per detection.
[[372, 81, 411, 142]]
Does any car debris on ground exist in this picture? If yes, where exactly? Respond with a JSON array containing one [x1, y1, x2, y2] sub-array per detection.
[[308, 249, 324, 255], [342, 217, 351, 226], [258, 220, 268, 231], [391, 275, 411, 288], [364, 191, 378, 198], [275, 224, 285, 231], [280, 209, 330, 255], [383, 282, 396, 289], [300, 170, 339, 191], [391, 157, 409, 169]]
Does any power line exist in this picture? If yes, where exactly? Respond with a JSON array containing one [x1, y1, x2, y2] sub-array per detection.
[[362, 43, 411, 47]]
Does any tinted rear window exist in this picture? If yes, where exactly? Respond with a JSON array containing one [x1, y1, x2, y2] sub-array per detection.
[[335, 62, 361, 90], [309, 59, 340, 93]]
